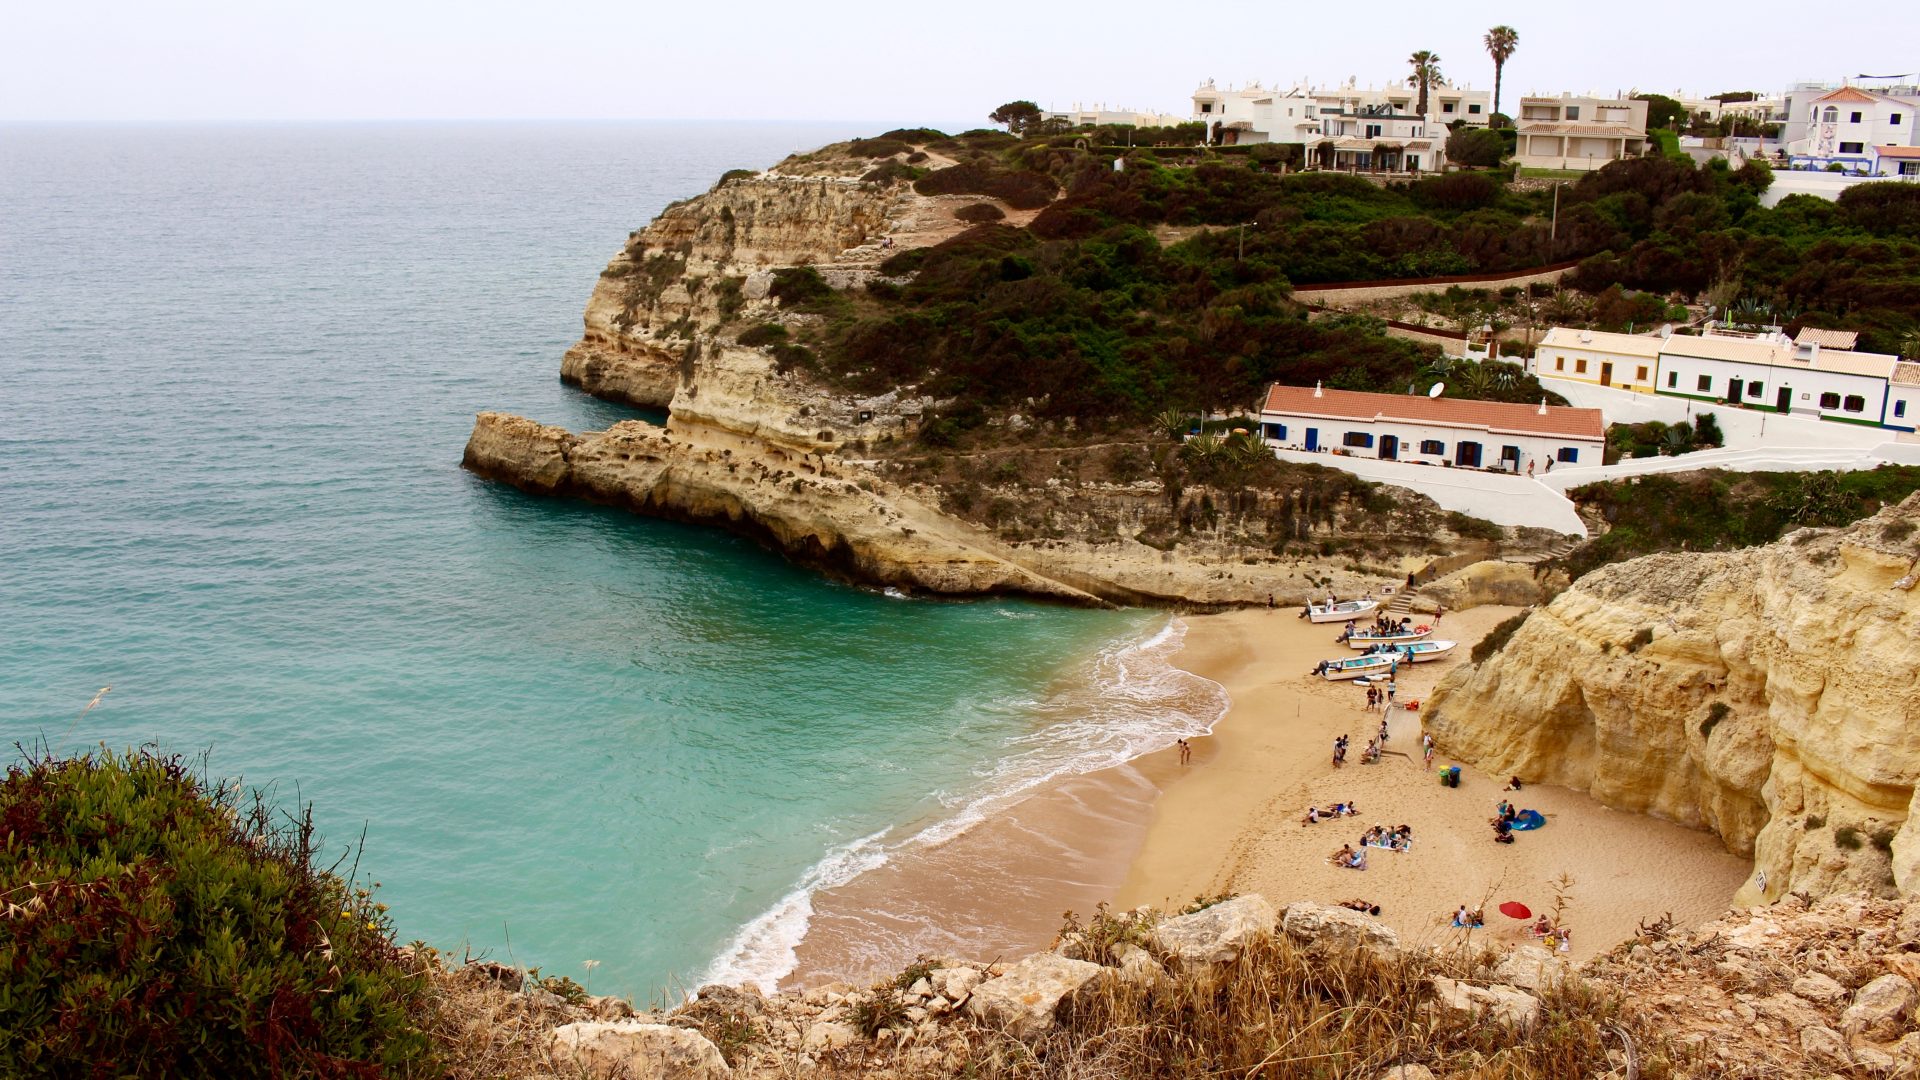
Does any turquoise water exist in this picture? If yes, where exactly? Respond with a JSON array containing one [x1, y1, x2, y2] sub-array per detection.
[[0, 123, 1199, 998]]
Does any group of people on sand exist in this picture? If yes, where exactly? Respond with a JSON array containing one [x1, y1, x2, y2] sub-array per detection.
[[1302, 801, 1358, 825], [1361, 823, 1413, 851], [1452, 905, 1486, 929], [1329, 843, 1368, 870], [1532, 916, 1572, 952], [1331, 734, 1349, 766], [1363, 683, 1398, 713]]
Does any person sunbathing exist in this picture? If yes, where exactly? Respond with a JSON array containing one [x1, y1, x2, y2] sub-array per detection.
[[1302, 806, 1321, 826], [1340, 898, 1383, 916]]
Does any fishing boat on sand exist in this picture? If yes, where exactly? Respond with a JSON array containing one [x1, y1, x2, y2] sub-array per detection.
[[1342, 625, 1434, 649], [1390, 639, 1457, 663], [1304, 598, 1380, 624], [1315, 653, 1399, 681]]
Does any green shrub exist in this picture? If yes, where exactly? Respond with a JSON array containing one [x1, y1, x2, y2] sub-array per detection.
[[1701, 701, 1730, 737], [913, 162, 1057, 209], [847, 137, 912, 158], [1472, 611, 1531, 663], [768, 266, 833, 308], [1446, 511, 1504, 542], [1835, 825, 1863, 850], [953, 202, 1007, 224], [1804, 814, 1826, 830], [715, 168, 757, 186], [0, 748, 432, 1077], [861, 160, 926, 185], [737, 323, 788, 348]]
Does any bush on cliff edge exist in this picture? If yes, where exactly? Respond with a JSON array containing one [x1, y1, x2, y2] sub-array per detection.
[[0, 747, 434, 1078]]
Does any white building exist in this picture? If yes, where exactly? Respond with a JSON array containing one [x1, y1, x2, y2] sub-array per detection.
[[1259, 383, 1605, 472], [1191, 82, 1322, 146], [1654, 328, 1904, 428], [1871, 145, 1920, 177], [1189, 77, 1487, 169], [1781, 84, 1920, 172], [1042, 104, 1190, 130], [1310, 101, 1438, 173], [1514, 95, 1649, 171], [1533, 328, 1664, 393]]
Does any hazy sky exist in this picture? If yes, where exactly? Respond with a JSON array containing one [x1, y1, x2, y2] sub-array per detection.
[[4, 0, 1911, 125]]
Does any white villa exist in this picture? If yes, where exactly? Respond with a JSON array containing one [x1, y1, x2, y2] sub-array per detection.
[[1781, 84, 1920, 173], [1514, 95, 1649, 171], [1190, 78, 1487, 172], [1041, 105, 1189, 130], [1259, 383, 1605, 472], [1524, 325, 1915, 431]]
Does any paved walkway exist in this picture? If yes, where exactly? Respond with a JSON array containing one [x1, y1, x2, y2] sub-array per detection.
[[1272, 447, 1587, 535], [1536, 376, 1889, 451]]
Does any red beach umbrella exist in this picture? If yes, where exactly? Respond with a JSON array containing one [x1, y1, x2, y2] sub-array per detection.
[[1498, 901, 1532, 920]]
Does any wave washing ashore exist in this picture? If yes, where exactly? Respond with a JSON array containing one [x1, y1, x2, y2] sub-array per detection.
[[703, 619, 1229, 991]]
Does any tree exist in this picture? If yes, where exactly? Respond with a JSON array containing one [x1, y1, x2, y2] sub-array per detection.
[[1446, 127, 1505, 168], [1900, 328, 1920, 361], [1635, 93, 1688, 132], [1407, 51, 1444, 117], [1483, 26, 1519, 122], [988, 100, 1043, 137]]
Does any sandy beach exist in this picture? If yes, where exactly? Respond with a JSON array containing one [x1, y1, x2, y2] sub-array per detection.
[[1118, 605, 1752, 960]]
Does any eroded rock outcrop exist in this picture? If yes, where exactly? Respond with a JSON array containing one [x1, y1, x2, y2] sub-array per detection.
[[1426, 494, 1920, 901]]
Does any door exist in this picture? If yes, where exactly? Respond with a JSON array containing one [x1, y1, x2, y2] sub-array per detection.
[[1454, 441, 1482, 468], [1379, 435, 1398, 460], [1600, 362, 1613, 387], [1726, 378, 1743, 404], [1778, 386, 1792, 413], [1305, 428, 1319, 452]]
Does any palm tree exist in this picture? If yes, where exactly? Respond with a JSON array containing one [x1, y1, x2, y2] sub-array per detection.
[[1483, 27, 1519, 123], [1407, 51, 1444, 117], [1900, 328, 1920, 361]]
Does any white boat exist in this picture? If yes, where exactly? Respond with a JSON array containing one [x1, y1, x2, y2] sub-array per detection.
[[1315, 653, 1399, 681], [1343, 625, 1433, 649], [1383, 639, 1458, 663], [1304, 598, 1380, 624]]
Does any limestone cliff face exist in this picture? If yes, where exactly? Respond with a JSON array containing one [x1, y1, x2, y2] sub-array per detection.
[[1426, 495, 1920, 901]]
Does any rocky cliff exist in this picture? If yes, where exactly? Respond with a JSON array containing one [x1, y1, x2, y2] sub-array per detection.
[[1425, 493, 1920, 902], [466, 137, 1540, 604]]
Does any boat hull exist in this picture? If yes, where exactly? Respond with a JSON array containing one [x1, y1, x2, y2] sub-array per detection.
[[1307, 599, 1381, 624], [1320, 657, 1398, 681], [1344, 628, 1433, 649]]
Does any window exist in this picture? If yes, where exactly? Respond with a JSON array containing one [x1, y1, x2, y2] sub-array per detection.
[[1262, 422, 1287, 440], [1200, 103, 1214, 114], [1420, 439, 1445, 455], [1747, 382, 1763, 398], [1850, 111, 1862, 123], [1840, 141, 1864, 154], [1896, 400, 1908, 419], [1557, 447, 1580, 463], [1843, 395, 1865, 413], [1820, 392, 1841, 409], [1501, 445, 1522, 462], [1443, 102, 1456, 113], [1576, 359, 1588, 374], [1468, 104, 1483, 114], [1555, 356, 1565, 371], [1697, 375, 1713, 392], [1365, 123, 1382, 138], [1823, 107, 1838, 122], [1567, 106, 1581, 120], [1668, 371, 1679, 388], [1343, 431, 1374, 448], [1636, 366, 1649, 382], [1894, 114, 1905, 125]]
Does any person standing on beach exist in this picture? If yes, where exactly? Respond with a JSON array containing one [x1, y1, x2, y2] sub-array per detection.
[[1423, 732, 1435, 767], [1177, 738, 1192, 765], [1365, 685, 1377, 710], [1386, 679, 1398, 709], [1434, 605, 1445, 625]]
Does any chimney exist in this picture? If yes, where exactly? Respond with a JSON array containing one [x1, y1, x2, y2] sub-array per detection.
[[1538, 397, 1549, 415], [1314, 381, 1324, 398]]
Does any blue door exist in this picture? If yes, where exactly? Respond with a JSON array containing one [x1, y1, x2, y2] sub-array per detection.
[[1305, 428, 1319, 452]]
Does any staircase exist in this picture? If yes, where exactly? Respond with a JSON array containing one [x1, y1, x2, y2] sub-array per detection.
[[1503, 536, 1582, 566], [1385, 587, 1419, 617]]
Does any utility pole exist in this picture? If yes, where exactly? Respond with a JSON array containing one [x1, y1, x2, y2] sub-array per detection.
[[1549, 182, 1561, 256], [1238, 221, 1257, 260]]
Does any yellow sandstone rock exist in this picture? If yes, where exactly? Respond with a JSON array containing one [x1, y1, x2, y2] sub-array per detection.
[[1426, 494, 1920, 901]]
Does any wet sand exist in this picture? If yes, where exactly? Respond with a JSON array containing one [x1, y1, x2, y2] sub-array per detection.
[[1117, 605, 1752, 959]]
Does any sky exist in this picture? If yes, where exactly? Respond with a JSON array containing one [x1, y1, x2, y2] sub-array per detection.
[[4, 0, 1914, 126]]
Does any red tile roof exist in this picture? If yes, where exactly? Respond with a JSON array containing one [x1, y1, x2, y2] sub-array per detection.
[[1262, 383, 1605, 440], [1876, 145, 1920, 159], [1816, 87, 1880, 104]]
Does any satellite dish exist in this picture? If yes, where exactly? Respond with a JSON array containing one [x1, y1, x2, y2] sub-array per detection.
[[1428, 383, 1445, 398]]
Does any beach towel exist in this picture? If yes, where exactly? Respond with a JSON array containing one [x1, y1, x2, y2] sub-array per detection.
[[1511, 809, 1546, 831]]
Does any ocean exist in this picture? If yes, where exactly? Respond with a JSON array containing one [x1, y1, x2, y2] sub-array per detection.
[[0, 122, 1222, 999]]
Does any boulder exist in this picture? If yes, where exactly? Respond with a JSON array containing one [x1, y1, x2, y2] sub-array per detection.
[[803, 1021, 860, 1052], [549, 1022, 731, 1080], [1492, 945, 1571, 992], [1790, 972, 1849, 1007], [932, 966, 983, 1001], [1113, 943, 1171, 993], [1429, 977, 1540, 1030], [1372, 1066, 1437, 1080], [1840, 973, 1916, 1040], [964, 954, 1108, 1042], [1151, 895, 1278, 967], [1800, 1024, 1851, 1070], [1280, 901, 1402, 954]]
